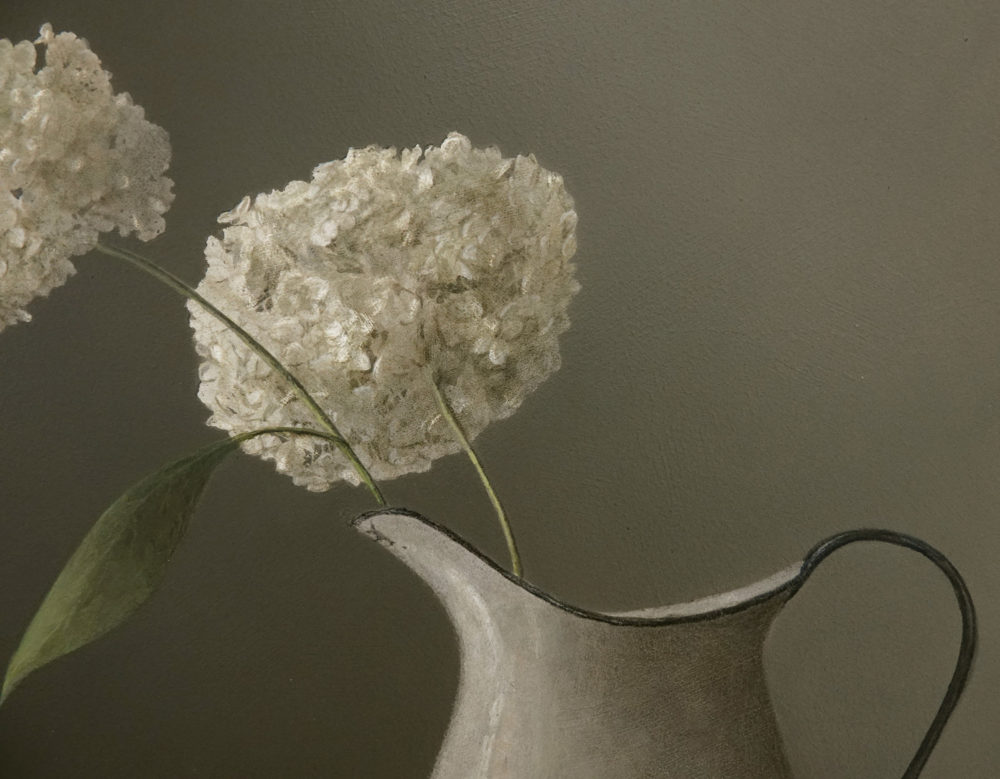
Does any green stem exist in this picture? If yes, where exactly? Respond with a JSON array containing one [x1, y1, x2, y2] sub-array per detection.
[[231, 426, 346, 447], [429, 375, 522, 577], [94, 242, 386, 505]]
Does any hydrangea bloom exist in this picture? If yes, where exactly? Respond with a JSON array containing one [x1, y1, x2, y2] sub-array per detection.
[[0, 24, 173, 330], [190, 133, 579, 491]]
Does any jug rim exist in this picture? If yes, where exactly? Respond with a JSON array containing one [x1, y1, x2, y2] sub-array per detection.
[[354, 507, 805, 627]]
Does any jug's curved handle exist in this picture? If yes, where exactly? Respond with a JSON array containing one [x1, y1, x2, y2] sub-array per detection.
[[790, 529, 977, 779]]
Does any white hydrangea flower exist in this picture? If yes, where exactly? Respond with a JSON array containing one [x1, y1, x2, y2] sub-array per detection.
[[190, 133, 579, 491], [0, 24, 173, 330]]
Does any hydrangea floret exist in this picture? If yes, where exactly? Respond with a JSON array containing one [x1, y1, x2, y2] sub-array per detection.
[[0, 24, 173, 330], [189, 133, 579, 491]]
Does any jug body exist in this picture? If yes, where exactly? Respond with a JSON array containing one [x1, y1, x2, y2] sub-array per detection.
[[355, 510, 801, 778]]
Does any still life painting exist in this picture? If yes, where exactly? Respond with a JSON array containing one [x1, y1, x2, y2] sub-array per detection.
[[1, 3, 996, 777]]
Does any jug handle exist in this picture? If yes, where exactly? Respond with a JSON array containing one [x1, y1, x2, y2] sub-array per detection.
[[791, 529, 977, 779]]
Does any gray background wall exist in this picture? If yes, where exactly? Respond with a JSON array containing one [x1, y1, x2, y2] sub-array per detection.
[[1, 1, 997, 776]]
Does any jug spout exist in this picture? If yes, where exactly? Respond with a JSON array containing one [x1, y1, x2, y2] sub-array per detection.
[[352, 508, 528, 617]]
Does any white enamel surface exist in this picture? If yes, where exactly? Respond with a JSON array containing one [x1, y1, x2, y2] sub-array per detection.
[[356, 511, 797, 778], [610, 562, 803, 620]]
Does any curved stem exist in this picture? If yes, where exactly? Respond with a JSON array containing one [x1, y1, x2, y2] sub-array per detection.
[[231, 425, 345, 447], [93, 242, 385, 505], [429, 375, 522, 577]]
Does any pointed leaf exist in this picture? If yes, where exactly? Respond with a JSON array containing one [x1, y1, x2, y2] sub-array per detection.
[[1, 438, 242, 705]]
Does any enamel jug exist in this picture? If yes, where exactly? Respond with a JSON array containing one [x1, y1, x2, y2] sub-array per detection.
[[354, 510, 975, 778]]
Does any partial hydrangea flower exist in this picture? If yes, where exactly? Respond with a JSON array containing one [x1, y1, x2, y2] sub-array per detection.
[[0, 24, 174, 330], [190, 132, 579, 491]]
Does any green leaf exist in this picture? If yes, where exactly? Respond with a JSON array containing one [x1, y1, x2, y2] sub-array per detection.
[[1, 438, 242, 705]]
